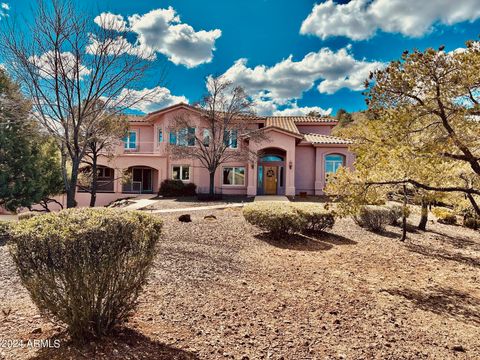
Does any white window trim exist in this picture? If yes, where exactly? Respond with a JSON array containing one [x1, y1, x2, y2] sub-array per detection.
[[222, 166, 246, 186], [171, 165, 191, 182], [124, 130, 138, 150]]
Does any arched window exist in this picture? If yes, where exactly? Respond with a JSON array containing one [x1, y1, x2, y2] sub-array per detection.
[[325, 154, 345, 174], [260, 155, 284, 162]]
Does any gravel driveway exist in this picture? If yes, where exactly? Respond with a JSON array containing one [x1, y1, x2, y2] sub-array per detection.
[[1, 208, 479, 359]]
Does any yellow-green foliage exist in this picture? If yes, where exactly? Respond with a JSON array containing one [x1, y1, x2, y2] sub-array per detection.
[[9, 208, 162, 340], [432, 208, 457, 225], [243, 202, 335, 237], [354, 205, 393, 232]]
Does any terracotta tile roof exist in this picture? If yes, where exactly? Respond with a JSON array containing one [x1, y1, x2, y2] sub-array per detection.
[[126, 114, 148, 123], [265, 117, 300, 134], [303, 133, 352, 145], [275, 116, 335, 123]]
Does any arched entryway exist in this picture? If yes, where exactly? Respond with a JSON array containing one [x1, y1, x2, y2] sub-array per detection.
[[257, 148, 287, 195], [123, 166, 158, 194]]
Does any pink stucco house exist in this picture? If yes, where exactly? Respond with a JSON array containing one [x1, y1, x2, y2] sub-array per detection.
[[73, 103, 353, 207]]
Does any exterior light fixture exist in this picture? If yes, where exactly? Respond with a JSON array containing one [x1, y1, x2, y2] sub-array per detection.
[[289, 161, 293, 169]]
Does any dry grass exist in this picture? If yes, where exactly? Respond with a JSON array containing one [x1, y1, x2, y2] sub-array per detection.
[[1, 209, 479, 359]]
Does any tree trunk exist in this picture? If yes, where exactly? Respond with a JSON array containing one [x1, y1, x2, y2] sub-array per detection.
[[418, 197, 428, 230], [401, 184, 407, 241], [66, 160, 80, 208], [466, 193, 480, 217], [209, 171, 215, 197], [89, 153, 98, 207]]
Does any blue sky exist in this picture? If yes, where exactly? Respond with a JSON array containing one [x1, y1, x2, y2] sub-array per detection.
[[3, 0, 480, 116]]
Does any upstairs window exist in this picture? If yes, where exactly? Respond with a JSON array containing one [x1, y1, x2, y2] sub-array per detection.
[[170, 127, 195, 146], [203, 129, 210, 147], [224, 129, 238, 149], [158, 128, 163, 142], [325, 154, 345, 174], [123, 131, 137, 150]]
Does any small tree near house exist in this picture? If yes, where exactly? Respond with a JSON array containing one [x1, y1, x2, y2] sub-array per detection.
[[168, 76, 267, 197]]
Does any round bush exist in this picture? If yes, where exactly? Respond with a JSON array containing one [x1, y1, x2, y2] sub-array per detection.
[[17, 211, 40, 221], [432, 207, 457, 225], [243, 202, 305, 238], [291, 203, 335, 233], [464, 217, 480, 230], [10, 208, 162, 340], [386, 203, 411, 226], [354, 205, 392, 232], [0, 221, 11, 243]]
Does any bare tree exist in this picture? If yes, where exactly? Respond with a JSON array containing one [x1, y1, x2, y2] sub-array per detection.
[[78, 102, 128, 207], [169, 76, 267, 197], [0, 0, 162, 207]]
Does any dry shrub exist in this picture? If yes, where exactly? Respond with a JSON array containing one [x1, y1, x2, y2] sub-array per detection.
[[386, 203, 411, 226], [432, 207, 457, 225], [0, 221, 11, 243], [354, 205, 392, 232], [9, 208, 162, 340], [17, 211, 40, 221], [464, 217, 480, 230], [243, 202, 336, 237]]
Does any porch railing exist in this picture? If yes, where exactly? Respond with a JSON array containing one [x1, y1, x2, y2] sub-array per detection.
[[122, 181, 142, 193]]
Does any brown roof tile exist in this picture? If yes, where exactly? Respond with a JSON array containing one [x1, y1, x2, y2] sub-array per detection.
[[265, 117, 300, 134]]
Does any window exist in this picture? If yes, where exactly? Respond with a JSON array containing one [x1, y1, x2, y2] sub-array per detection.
[[172, 165, 190, 181], [158, 128, 163, 142], [223, 167, 245, 186], [170, 127, 195, 146], [98, 167, 113, 178], [203, 129, 210, 147], [123, 131, 137, 149], [224, 130, 238, 149], [325, 154, 345, 174], [260, 155, 284, 162]]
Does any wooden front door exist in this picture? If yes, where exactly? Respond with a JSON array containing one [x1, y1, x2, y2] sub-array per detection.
[[264, 166, 278, 195]]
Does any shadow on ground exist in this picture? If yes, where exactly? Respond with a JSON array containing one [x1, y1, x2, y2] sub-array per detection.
[[29, 328, 198, 360], [407, 242, 480, 267], [383, 286, 480, 326], [255, 232, 355, 251], [428, 230, 480, 251]]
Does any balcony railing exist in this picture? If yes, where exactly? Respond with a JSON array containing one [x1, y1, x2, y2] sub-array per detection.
[[77, 180, 114, 193], [121, 141, 159, 154]]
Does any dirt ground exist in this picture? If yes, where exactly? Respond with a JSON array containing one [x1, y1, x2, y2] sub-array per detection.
[[1, 208, 479, 359]]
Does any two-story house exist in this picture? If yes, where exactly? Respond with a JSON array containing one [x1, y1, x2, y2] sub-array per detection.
[[73, 103, 354, 207]]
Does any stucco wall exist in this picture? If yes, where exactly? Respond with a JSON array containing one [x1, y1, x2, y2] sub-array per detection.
[[295, 146, 316, 194], [296, 124, 335, 135]]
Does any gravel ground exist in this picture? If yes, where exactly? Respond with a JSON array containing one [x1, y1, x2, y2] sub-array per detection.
[[142, 196, 252, 211], [1, 208, 480, 359]]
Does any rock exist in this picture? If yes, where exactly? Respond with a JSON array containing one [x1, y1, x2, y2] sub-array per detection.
[[31, 327, 42, 334], [204, 215, 217, 220], [179, 214, 192, 222], [452, 345, 466, 352]]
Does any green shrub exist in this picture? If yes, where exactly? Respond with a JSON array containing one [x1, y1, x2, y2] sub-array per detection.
[[432, 208, 457, 225], [354, 205, 392, 232], [9, 208, 162, 340], [158, 179, 196, 197], [243, 202, 336, 237], [292, 203, 335, 233], [17, 211, 40, 221], [387, 203, 411, 226], [464, 217, 480, 230], [243, 202, 305, 238]]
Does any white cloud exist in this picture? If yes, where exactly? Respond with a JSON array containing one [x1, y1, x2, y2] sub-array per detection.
[[86, 35, 154, 60], [222, 46, 383, 100], [93, 7, 221, 68], [29, 51, 91, 80], [300, 0, 480, 40], [273, 104, 332, 116], [120, 86, 188, 113], [94, 12, 127, 32]]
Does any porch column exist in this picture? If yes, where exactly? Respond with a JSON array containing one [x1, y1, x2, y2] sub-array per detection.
[[285, 150, 295, 196], [314, 147, 324, 195], [114, 167, 124, 194], [247, 161, 257, 196]]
